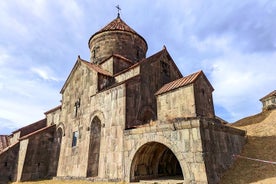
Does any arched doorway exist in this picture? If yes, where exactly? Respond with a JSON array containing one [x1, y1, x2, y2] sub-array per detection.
[[87, 116, 101, 177], [130, 142, 183, 182]]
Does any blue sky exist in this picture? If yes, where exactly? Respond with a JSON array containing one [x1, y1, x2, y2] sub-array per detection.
[[0, 0, 275, 135]]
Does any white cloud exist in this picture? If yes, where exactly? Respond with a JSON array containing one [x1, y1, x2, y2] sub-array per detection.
[[207, 51, 276, 121], [0, 0, 275, 133], [189, 34, 233, 53], [185, 30, 276, 122], [31, 67, 60, 81]]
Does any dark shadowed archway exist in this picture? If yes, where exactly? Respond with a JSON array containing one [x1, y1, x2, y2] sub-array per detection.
[[130, 142, 183, 182], [87, 116, 101, 177]]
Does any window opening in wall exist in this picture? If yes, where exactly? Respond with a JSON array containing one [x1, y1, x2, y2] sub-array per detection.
[[136, 49, 140, 59], [57, 128, 63, 144], [201, 89, 205, 96], [92, 46, 100, 62], [72, 131, 79, 147], [161, 60, 170, 85], [4, 162, 7, 167], [74, 98, 81, 117], [93, 49, 96, 59]]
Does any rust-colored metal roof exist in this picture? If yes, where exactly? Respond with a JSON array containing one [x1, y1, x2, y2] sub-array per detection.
[[260, 90, 276, 101], [155, 70, 203, 96]]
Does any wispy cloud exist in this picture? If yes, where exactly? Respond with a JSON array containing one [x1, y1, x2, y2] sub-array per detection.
[[31, 67, 61, 81]]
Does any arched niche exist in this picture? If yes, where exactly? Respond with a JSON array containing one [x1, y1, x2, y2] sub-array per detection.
[[87, 116, 101, 177], [139, 106, 156, 123]]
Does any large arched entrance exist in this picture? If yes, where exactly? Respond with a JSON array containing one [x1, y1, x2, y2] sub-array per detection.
[[130, 142, 183, 182], [87, 116, 101, 177]]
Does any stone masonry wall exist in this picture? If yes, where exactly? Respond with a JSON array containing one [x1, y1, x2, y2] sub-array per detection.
[[115, 65, 140, 83], [200, 119, 246, 184], [124, 118, 208, 184], [89, 31, 147, 64], [100, 56, 132, 75], [0, 143, 19, 183], [9, 132, 20, 145], [58, 62, 97, 177], [100, 57, 113, 75], [46, 108, 61, 127], [138, 52, 182, 124], [17, 139, 29, 181], [193, 75, 215, 118], [0, 135, 10, 152], [58, 72, 126, 181], [19, 126, 58, 181], [157, 85, 196, 121]]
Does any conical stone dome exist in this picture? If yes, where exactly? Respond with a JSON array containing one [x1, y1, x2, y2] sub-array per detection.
[[88, 16, 148, 64]]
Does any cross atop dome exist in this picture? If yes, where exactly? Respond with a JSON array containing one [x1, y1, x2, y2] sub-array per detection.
[[116, 5, 121, 18], [88, 12, 148, 64]]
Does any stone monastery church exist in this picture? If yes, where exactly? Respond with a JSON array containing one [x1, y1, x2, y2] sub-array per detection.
[[0, 14, 246, 184]]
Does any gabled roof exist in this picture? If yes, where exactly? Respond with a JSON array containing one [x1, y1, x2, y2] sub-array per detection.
[[144, 46, 183, 77], [60, 56, 112, 93], [114, 46, 182, 78], [12, 118, 47, 134], [44, 105, 61, 115], [155, 70, 213, 96], [19, 124, 56, 141], [81, 58, 112, 76], [99, 54, 133, 65], [260, 90, 276, 101]]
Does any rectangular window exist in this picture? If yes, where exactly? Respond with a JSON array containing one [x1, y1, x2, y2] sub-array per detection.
[[72, 131, 78, 147]]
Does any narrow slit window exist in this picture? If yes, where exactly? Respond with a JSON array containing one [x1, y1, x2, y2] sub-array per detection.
[[72, 131, 79, 147]]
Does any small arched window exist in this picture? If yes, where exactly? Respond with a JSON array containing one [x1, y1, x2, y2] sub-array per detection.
[[57, 128, 63, 144]]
